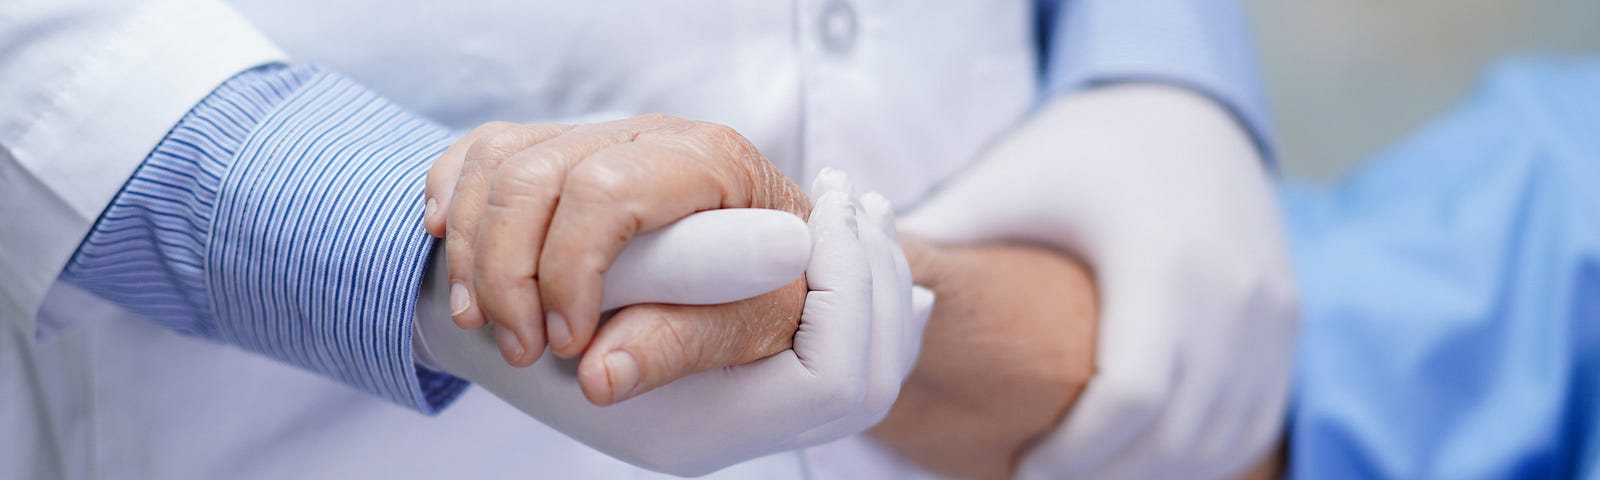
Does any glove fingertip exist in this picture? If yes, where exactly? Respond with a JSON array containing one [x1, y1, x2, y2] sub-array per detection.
[[808, 191, 858, 239], [859, 192, 897, 238], [810, 168, 855, 201]]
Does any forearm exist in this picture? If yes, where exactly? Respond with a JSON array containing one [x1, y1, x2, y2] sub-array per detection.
[[900, 84, 1297, 479], [872, 241, 1098, 479]]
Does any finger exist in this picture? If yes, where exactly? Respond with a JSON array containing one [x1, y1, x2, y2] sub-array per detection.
[[572, 210, 811, 406], [424, 121, 521, 237], [470, 120, 675, 366], [849, 192, 912, 419], [810, 167, 854, 201], [601, 209, 810, 310], [576, 278, 807, 406], [791, 189, 872, 377], [470, 131, 617, 365], [537, 122, 792, 358], [443, 124, 570, 330], [861, 192, 926, 378]]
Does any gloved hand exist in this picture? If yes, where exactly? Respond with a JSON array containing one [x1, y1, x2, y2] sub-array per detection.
[[422, 116, 816, 406], [414, 171, 932, 476], [900, 84, 1299, 479]]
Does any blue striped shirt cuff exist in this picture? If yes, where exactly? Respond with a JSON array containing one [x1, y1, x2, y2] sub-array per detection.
[[60, 64, 468, 413], [1039, 0, 1274, 160]]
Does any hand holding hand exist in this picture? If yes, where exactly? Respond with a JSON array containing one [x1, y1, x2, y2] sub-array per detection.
[[414, 171, 932, 476], [423, 115, 810, 404]]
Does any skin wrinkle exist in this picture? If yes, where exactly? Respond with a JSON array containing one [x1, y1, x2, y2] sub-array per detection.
[[648, 312, 696, 379], [429, 114, 815, 403], [557, 137, 770, 347], [569, 120, 809, 395]]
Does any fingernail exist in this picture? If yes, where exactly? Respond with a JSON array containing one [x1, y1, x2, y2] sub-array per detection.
[[449, 282, 470, 316], [493, 323, 524, 363], [424, 196, 438, 222], [604, 351, 640, 402], [546, 312, 571, 350]]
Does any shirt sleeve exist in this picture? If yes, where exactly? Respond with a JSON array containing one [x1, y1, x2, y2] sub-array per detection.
[[1037, 0, 1273, 157], [56, 63, 469, 413], [0, 0, 284, 329]]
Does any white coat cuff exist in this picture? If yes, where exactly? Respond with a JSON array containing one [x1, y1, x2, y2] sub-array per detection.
[[1, 0, 284, 334]]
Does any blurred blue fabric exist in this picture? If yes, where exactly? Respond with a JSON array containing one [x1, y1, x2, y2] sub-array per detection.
[[1282, 57, 1600, 478]]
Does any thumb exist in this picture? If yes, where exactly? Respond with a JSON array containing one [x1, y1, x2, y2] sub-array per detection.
[[576, 280, 807, 406], [572, 208, 814, 407]]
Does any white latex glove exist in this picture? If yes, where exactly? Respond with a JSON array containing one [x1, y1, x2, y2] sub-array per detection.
[[414, 172, 932, 476], [900, 84, 1299, 479]]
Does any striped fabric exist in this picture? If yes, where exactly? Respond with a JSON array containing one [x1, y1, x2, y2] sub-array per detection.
[[59, 64, 468, 413]]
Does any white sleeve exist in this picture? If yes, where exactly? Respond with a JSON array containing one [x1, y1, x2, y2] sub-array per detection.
[[0, 0, 284, 331]]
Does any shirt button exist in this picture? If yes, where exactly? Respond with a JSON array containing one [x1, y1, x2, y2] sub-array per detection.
[[819, 1, 858, 54]]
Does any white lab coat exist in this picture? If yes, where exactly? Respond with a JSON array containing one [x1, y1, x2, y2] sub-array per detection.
[[1, 0, 1035, 477]]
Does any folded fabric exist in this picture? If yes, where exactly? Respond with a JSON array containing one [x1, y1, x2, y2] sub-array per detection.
[[1282, 56, 1600, 479]]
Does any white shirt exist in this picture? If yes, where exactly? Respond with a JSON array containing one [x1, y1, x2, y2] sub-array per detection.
[[2, 0, 1034, 477]]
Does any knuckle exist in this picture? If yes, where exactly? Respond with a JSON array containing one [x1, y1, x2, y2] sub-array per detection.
[[689, 121, 756, 157], [476, 271, 530, 300], [444, 216, 476, 243], [472, 249, 528, 288], [486, 162, 561, 206], [632, 112, 681, 124], [641, 314, 704, 374], [464, 139, 512, 165], [466, 125, 544, 163], [565, 163, 634, 204]]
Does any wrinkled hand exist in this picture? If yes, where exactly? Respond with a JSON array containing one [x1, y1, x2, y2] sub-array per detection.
[[869, 239, 1097, 480], [413, 172, 933, 476], [422, 115, 809, 405]]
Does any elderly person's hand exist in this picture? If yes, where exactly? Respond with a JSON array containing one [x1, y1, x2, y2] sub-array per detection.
[[869, 239, 1097, 479], [422, 115, 810, 405], [413, 170, 932, 476]]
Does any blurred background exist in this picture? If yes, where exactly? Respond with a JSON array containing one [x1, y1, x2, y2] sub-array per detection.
[[1241, 0, 1600, 178]]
